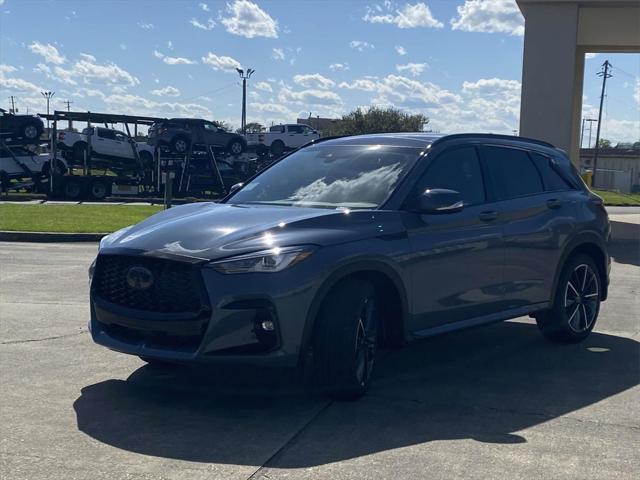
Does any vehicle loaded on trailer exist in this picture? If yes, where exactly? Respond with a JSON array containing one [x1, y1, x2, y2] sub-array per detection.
[[147, 118, 247, 156], [245, 123, 319, 156], [57, 127, 154, 167], [89, 132, 610, 400], [0, 143, 67, 193], [0, 108, 44, 144]]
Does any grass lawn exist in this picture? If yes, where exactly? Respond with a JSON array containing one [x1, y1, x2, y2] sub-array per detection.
[[592, 190, 640, 206], [0, 204, 163, 233]]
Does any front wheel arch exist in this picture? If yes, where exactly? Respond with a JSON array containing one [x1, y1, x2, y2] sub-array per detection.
[[300, 260, 409, 366]]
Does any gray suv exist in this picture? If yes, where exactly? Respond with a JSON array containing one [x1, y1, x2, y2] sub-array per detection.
[[147, 118, 246, 156], [89, 133, 610, 399]]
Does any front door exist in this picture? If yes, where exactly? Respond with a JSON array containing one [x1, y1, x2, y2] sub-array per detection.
[[405, 146, 504, 332]]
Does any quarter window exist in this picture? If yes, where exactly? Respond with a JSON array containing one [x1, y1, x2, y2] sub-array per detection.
[[416, 147, 485, 206], [481, 146, 543, 200], [529, 152, 573, 191]]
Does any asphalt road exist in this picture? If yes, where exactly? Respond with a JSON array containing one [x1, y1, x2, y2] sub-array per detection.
[[1, 214, 638, 480]]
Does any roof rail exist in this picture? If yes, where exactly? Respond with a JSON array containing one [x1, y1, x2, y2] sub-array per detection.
[[433, 133, 555, 149]]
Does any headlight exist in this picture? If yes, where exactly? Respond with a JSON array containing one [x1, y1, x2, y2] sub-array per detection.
[[209, 247, 314, 274]]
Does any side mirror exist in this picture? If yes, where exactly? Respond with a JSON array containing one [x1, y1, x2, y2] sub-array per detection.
[[229, 182, 244, 194], [417, 189, 464, 214]]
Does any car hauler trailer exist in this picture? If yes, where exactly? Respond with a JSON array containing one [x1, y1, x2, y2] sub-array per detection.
[[39, 111, 248, 201]]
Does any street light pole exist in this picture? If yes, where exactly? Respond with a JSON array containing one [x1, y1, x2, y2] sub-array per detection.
[[236, 68, 255, 134], [41, 91, 55, 133]]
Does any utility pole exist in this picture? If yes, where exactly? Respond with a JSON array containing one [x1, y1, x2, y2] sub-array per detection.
[[592, 60, 611, 188], [41, 91, 55, 133], [236, 68, 255, 134], [8, 96, 15, 114], [63, 99, 73, 130], [585, 118, 597, 148]]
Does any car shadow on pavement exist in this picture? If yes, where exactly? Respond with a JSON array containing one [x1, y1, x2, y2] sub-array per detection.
[[73, 321, 639, 467], [609, 220, 639, 267]]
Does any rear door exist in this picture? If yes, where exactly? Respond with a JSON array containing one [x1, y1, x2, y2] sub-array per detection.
[[405, 146, 504, 332], [478, 145, 574, 307]]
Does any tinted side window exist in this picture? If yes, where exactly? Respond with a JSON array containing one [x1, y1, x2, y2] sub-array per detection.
[[288, 125, 304, 134], [481, 146, 543, 200], [417, 147, 485, 206], [98, 129, 116, 140], [529, 152, 572, 191]]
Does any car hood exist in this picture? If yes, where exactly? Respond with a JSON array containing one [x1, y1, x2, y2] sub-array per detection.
[[99, 202, 401, 262]]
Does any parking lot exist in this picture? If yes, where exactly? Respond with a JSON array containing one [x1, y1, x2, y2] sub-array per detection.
[[1, 210, 638, 480]]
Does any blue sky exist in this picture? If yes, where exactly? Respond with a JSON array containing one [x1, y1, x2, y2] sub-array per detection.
[[1, 0, 638, 142]]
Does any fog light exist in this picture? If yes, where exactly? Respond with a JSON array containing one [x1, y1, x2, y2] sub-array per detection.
[[261, 320, 275, 331]]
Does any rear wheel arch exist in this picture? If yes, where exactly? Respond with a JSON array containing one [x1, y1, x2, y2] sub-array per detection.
[[552, 235, 608, 304], [301, 261, 409, 365]]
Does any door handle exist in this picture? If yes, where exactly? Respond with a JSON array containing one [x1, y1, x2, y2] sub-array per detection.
[[479, 211, 499, 222], [546, 198, 562, 209]]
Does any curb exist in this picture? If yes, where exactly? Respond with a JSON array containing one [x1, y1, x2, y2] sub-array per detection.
[[0, 231, 106, 242]]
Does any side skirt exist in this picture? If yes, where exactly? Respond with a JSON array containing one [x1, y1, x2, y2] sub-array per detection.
[[411, 302, 550, 339]]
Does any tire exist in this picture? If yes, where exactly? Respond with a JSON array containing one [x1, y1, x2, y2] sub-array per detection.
[[270, 140, 285, 157], [22, 122, 42, 142], [228, 139, 245, 156], [72, 142, 87, 164], [139, 151, 153, 167], [313, 278, 378, 400], [62, 178, 84, 200], [89, 179, 110, 200], [535, 254, 601, 343], [171, 136, 190, 154]]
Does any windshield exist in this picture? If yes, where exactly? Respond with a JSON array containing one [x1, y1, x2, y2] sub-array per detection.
[[228, 144, 422, 209]]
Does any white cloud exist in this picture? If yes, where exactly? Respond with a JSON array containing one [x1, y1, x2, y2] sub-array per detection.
[[349, 40, 374, 51], [278, 87, 343, 106], [634, 79, 640, 106], [395, 45, 407, 56], [221, 0, 278, 38], [201, 52, 242, 73], [167, 41, 173, 50], [396, 62, 428, 77], [0, 64, 44, 95], [119, 44, 127, 51], [364, 2, 443, 29], [103, 93, 212, 118], [137, 21, 154, 30], [199, 2, 210, 11], [451, 0, 524, 36], [255, 81, 273, 92], [293, 73, 336, 90], [51, 54, 139, 87], [329, 63, 350, 71], [272, 48, 285, 61], [150, 85, 181, 97], [190, 17, 215, 30], [338, 79, 378, 91], [28, 41, 66, 65], [153, 50, 197, 65], [585, 53, 599, 60]]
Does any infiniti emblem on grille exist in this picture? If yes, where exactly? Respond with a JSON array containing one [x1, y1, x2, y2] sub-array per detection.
[[126, 266, 154, 290]]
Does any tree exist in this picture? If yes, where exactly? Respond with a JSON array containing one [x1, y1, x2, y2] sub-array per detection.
[[236, 122, 265, 134], [597, 138, 611, 148], [324, 106, 429, 136]]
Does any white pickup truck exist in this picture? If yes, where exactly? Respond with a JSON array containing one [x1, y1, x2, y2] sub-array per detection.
[[0, 145, 67, 184], [244, 124, 319, 156], [57, 127, 154, 166]]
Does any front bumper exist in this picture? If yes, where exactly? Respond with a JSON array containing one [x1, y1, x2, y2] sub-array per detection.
[[89, 254, 319, 368]]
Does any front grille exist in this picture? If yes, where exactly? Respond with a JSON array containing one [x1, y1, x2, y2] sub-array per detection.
[[93, 254, 205, 313]]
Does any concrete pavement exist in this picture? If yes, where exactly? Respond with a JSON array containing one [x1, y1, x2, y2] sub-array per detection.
[[0, 217, 638, 479]]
